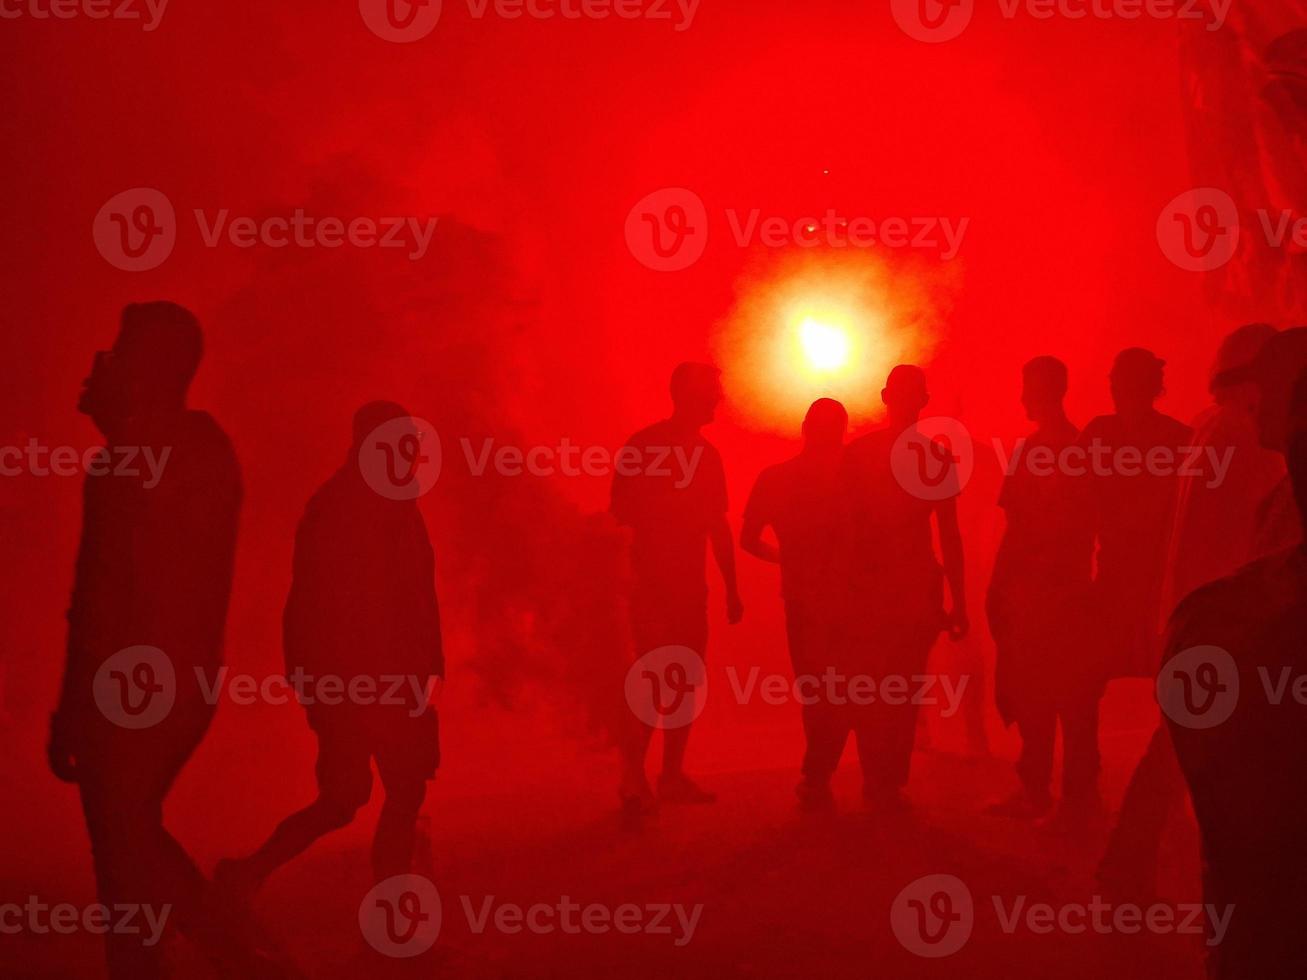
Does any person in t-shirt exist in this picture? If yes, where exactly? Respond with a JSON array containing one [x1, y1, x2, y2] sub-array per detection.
[[839, 365, 968, 811], [741, 398, 849, 810], [986, 356, 1097, 819], [611, 362, 742, 814], [1077, 349, 1193, 682]]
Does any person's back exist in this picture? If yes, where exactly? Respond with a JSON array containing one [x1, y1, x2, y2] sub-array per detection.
[[1165, 548, 1307, 977], [284, 459, 441, 702], [612, 417, 726, 604], [842, 427, 941, 605], [747, 453, 846, 609]]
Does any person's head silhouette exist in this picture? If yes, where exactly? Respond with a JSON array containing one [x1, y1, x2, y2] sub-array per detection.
[[882, 365, 929, 428], [801, 397, 848, 453], [1021, 356, 1068, 425], [1211, 324, 1277, 403], [352, 400, 414, 451], [1214, 327, 1307, 454], [78, 302, 203, 433], [670, 362, 722, 428], [1108, 348, 1165, 417]]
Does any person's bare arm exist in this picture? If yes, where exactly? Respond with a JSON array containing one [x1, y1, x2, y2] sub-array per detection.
[[740, 474, 780, 564], [711, 514, 744, 624], [936, 497, 969, 640]]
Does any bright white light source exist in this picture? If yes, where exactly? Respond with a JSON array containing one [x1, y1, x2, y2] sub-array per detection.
[[799, 317, 851, 371]]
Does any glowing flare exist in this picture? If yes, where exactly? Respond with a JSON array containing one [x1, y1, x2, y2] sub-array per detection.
[[798, 317, 851, 372]]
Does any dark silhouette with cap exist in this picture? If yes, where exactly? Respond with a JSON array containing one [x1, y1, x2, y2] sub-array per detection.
[[216, 404, 443, 894], [1164, 367, 1307, 979], [611, 362, 742, 817], [48, 303, 273, 978], [1100, 325, 1284, 897], [741, 398, 849, 810], [986, 357, 1098, 820], [838, 365, 968, 811]]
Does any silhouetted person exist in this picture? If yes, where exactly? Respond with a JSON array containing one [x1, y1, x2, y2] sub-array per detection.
[[986, 357, 1097, 819], [741, 398, 849, 810], [1164, 369, 1307, 979], [838, 365, 968, 810], [48, 303, 260, 978], [1101, 325, 1284, 896], [216, 403, 444, 893], [1227, 327, 1307, 554], [1080, 349, 1193, 685], [611, 362, 742, 815]]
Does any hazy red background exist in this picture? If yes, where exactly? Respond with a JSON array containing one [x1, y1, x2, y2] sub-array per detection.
[[0, 2, 1268, 976]]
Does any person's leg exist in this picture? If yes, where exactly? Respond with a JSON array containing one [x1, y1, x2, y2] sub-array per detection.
[[657, 603, 714, 803], [220, 724, 372, 888], [1098, 722, 1183, 894], [1059, 690, 1103, 808], [865, 625, 936, 797], [1015, 707, 1057, 803], [78, 704, 242, 979]]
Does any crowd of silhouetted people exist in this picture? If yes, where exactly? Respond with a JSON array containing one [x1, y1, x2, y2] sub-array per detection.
[[48, 302, 1307, 978]]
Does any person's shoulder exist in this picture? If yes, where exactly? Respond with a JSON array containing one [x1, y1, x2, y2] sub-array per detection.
[[624, 420, 669, 448], [1170, 548, 1305, 647], [1156, 412, 1194, 442], [1079, 414, 1112, 438]]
